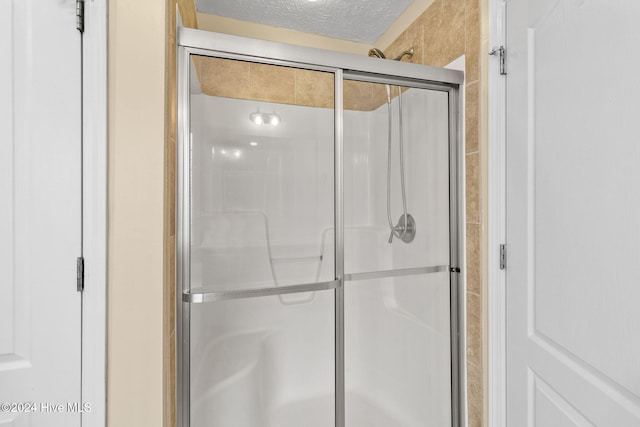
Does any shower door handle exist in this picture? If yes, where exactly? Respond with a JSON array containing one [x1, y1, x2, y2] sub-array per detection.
[[183, 278, 341, 304]]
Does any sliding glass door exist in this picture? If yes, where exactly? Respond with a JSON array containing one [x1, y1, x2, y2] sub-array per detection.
[[183, 56, 338, 427], [177, 29, 463, 427], [343, 79, 453, 427]]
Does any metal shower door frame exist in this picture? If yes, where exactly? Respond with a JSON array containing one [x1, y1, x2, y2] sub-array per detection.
[[176, 27, 465, 427]]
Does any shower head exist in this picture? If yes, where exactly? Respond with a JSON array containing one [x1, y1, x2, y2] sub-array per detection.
[[368, 48, 386, 59], [393, 47, 414, 61], [368, 47, 414, 62]]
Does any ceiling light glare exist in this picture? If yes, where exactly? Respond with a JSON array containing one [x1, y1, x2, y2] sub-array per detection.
[[250, 141, 258, 147], [250, 112, 264, 125], [250, 111, 281, 126]]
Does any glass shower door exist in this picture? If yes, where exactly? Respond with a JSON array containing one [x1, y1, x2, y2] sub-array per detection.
[[177, 31, 464, 427], [184, 55, 337, 427], [343, 79, 454, 427]]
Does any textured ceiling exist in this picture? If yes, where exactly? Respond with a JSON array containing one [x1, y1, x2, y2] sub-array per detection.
[[195, 0, 414, 44]]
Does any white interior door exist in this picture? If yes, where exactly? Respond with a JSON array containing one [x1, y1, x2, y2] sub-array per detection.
[[506, 1, 640, 425], [0, 0, 82, 426]]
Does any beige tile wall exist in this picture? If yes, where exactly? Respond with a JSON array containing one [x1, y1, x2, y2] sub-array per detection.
[[191, 58, 416, 112], [164, 2, 174, 425], [164, 2, 197, 427], [192, 57, 335, 109]]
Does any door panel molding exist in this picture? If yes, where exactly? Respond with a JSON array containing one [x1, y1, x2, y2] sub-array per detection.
[[530, 334, 640, 424], [531, 371, 594, 427]]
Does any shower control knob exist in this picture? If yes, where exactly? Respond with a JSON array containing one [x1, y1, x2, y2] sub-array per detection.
[[388, 213, 416, 244]]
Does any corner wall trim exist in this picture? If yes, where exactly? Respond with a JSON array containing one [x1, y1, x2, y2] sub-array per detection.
[[81, 0, 108, 425], [488, 0, 507, 426]]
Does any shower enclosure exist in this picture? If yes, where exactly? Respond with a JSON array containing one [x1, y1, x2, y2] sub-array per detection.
[[177, 28, 465, 427]]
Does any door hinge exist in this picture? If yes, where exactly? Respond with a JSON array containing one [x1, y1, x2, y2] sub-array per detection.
[[76, 0, 85, 33], [499, 244, 507, 270], [489, 46, 506, 75], [77, 256, 85, 292]]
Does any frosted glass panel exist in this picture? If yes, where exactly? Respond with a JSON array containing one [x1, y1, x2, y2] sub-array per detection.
[[190, 290, 335, 427], [189, 57, 335, 295], [343, 81, 452, 427], [345, 272, 451, 427], [183, 53, 459, 427], [343, 82, 450, 274]]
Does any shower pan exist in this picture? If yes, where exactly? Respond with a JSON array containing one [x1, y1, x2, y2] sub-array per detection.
[[177, 28, 465, 427]]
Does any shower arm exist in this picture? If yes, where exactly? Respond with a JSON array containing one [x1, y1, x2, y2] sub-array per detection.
[[368, 47, 415, 62], [394, 48, 415, 61]]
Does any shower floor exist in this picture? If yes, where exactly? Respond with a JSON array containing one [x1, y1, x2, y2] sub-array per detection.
[[272, 391, 409, 427], [192, 391, 409, 427]]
